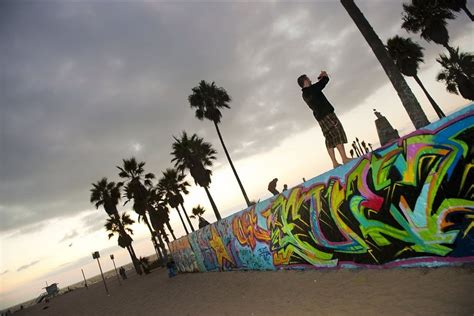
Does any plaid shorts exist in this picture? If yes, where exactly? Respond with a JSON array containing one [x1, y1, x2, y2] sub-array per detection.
[[317, 112, 347, 148]]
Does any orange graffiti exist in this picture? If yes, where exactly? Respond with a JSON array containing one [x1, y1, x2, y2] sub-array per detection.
[[232, 207, 270, 250]]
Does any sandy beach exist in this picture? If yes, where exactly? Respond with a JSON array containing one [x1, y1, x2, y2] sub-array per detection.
[[12, 266, 474, 316]]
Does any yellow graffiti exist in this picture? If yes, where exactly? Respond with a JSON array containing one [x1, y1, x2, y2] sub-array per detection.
[[209, 226, 235, 267]]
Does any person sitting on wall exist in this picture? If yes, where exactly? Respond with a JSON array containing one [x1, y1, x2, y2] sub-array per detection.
[[298, 71, 351, 168], [268, 178, 280, 195]]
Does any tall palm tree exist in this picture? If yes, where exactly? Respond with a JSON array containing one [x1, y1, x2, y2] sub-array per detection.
[[104, 212, 135, 247], [402, 0, 456, 52], [386, 35, 446, 118], [117, 158, 163, 260], [90, 178, 142, 274], [189, 80, 251, 207], [436, 48, 474, 100], [190, 204, 211, 229], [157, 168, 195, 232], [340, 0, 430, 129], [171, 132, 222, 220], [438, 0, 473, 22]]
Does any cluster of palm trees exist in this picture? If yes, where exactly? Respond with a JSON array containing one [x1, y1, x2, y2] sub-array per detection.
[[341, 0, 473, 128], [90, 81, 253, 273], [388, 0, 473, 116]]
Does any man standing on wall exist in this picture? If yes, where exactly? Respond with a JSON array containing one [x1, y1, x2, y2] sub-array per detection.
[[298, 71, 351, 168]]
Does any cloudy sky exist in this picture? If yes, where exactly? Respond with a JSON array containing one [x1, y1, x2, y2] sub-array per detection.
[[1, 0, 472, 309]]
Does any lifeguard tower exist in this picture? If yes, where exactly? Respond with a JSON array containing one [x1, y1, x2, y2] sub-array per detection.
[[36, 283, 59, 304], [44, 283, 59, 296]]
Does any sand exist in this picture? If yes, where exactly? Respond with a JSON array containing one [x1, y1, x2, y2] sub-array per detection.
[[13, 266, 474, 316]]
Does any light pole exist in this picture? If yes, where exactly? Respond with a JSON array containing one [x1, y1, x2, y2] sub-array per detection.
[[110, 254, 121, 286], [92, 251, 109, 295], [81, 268, 88, 288]]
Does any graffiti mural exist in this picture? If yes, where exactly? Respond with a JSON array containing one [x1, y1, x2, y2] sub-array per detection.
[[169, 236, 199, 272], [170, 105, 474, 272]]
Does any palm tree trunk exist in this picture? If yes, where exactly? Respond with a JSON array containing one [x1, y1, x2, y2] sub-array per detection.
[[413, 75, 446, 119], [340, 0, 430, 129], [165, 221, 177, 240], [180, 203, 195, 232], [461, 4, 474, 21], [126, 245, 143, 275], [214, 122, 251, 207], [155, 229, 168, 262], [160, 227, 171, 248], [204, 186, 221, 221], [175, 207, 189, 234], [143, 215, 163, 261], [113, 213, 142, 274]]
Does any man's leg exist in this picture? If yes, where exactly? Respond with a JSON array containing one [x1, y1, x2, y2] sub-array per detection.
[[336, 143, 351, 164], [327, 147, 341, 168]]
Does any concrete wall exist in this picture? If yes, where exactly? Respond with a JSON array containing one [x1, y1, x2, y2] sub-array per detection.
[[170, 104, 474, 272]]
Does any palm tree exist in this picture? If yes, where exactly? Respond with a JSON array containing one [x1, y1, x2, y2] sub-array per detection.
[[147, 188, 177, 241], [157, 168, 195, 232], [386, 35, 446, 118], [402, 0, 456, 52], [438, 0, 473, 22], [104, 212, 135, 247], [146, 188, 169, 260], [436, 48, 474, 100], [189, 80, 251, 207], [159, 204, 176, 240], [90, 178, 142, 274], [340, 0, 430, 129], [148, 207, 169, 247], [117, 158, 163, 260], [190, 205, 211, 229], [171, 132, 222, 220], [160, 187, 188, 235]]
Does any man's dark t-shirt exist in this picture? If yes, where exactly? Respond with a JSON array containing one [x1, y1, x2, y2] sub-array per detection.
[[301, 76, 334, 121]]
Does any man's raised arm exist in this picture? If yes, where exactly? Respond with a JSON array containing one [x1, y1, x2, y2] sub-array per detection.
[[313, 71, 329, 90]]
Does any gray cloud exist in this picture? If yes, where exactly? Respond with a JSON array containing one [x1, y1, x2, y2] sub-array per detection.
[[16, 260, 40, 272], [58, 230, 79, 243], [0, 1, 471, 232], [3, 221, 48, 239], [0, 270, 8, 276], [81, 211, 109, 235]]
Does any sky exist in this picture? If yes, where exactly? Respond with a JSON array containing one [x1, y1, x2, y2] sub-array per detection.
[[1, 0, 473, 310]]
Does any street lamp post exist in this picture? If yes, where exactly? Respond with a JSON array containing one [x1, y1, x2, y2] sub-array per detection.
[[81, 268, 88, 289], [110, 254, 121, 286], [92, 251, 109, 295]]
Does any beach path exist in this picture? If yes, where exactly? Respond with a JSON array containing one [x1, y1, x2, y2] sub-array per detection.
[[15, 266, 474, 315]]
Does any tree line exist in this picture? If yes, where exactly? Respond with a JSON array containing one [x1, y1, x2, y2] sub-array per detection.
[[90, 81, 249, 274]]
